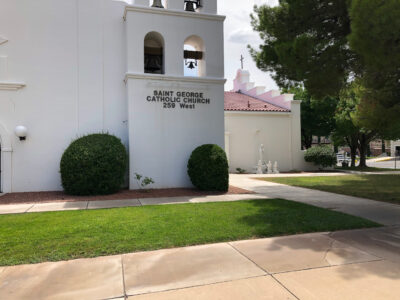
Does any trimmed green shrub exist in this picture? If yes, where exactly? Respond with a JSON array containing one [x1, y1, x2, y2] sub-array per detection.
[[187, 144, 229, 192], [60, 133, 128, 195], [304, 145, 337, 169]]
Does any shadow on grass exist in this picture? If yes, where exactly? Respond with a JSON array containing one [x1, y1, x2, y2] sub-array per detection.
[[238, 199, 378, 238]]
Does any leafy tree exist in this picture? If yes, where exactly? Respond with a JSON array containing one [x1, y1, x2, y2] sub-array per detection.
[[332, 101, 359, 167], [332, 84, 376, 167], [249, 0, 355, 98], [250, 0, 400, 140], [349, 0, 400, 139], [289, 87, 337, 149]]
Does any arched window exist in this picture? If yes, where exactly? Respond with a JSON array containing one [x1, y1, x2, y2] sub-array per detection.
[[144, 32, 165, 74], [184, 35, 205, 77]]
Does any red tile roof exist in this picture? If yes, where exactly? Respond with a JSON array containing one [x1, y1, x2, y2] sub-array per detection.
[[224, 91, 290, 112]]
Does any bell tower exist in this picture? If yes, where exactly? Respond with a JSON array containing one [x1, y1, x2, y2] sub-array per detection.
[[124, 0, 226, 189]]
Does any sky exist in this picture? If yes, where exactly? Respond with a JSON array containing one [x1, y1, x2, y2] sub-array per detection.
[[219, 0, 278, 90]]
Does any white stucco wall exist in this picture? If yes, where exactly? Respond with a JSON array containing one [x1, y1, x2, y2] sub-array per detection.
[[225, 104, 311, 173], [0, 0, 128, 192], [127, 77, 225, 188], [125, 5, 225, 188], [0, 0, 225, 192]]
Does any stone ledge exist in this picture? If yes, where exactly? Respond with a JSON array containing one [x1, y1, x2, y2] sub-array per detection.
[[124, 5, 225, 22], [125, 73, 226, 85], [0, 82, 26, 91]]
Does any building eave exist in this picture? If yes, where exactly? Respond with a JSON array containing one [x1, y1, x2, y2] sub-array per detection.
[[224, 110, 291, 116], [125, 73, 226, 85]]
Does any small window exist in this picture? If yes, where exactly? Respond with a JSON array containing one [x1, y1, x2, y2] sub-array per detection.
[[144, 32, 165, 74]]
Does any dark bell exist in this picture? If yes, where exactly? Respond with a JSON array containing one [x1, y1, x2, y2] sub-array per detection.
[[187, 61, 196, 69], [151, 0, 164, 9], [185, 2, 196, 12], [185, 0, 201, 12], [145, 55, 163, 73]]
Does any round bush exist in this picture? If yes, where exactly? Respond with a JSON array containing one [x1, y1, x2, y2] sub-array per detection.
[[304, 145, 337, 169], [60, 133, 128, 195], [187, 144, 229, 192]]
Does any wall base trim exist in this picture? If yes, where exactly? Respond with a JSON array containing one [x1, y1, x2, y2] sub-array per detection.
[[0, 82, 26, 91]]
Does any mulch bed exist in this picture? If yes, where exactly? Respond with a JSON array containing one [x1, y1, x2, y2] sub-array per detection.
[[0, 186, 253, 205]]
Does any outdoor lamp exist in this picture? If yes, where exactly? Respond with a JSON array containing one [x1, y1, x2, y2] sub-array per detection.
[[15, 125, 28, 141], [151, 0, 164, 8], [184, 0, 201, 12]]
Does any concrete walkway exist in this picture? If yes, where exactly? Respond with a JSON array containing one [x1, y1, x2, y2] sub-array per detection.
[[0, 193, 266, 215], [1, 172, 399, 226], [230, 174, 400, 226], [1, 226, 399, 299]]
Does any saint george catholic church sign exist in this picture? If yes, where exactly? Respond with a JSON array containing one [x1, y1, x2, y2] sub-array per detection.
[[146, 90, 211, 110]]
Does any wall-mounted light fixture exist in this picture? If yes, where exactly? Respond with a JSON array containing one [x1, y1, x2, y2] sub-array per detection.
[[15, 125, 28, 141]]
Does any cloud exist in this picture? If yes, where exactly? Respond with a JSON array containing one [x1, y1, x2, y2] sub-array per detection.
[[228, 28, 260, 45], [221, 1, 278, 91]]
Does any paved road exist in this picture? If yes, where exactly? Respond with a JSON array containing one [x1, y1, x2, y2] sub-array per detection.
[[367, 159, 400, 170]]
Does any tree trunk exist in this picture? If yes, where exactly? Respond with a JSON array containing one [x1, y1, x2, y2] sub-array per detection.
[[302, 134, 313, 149], [358, 135, 368, 168], [350, 146, 357, 167], [345, 136, 358, 167], [382, 140, 386, 154], [359, 146, 367, 167]]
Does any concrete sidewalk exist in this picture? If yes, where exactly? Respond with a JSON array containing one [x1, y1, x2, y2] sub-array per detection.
[[1, 226, 399, 299], [1, 172, 399, 227], [0, 193, 266, 215], [230, 174, 400, 226]]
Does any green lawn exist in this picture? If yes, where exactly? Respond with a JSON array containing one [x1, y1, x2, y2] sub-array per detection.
[[0, 199, 378, 266], [261, 175, 400, 204]]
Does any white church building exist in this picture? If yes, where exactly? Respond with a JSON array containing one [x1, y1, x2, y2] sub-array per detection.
[[0, 0, 307, 194], [224, 70, 308, 174]]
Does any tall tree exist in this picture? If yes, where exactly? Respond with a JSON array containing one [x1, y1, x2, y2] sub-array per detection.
[[332, 84, 377, 167], [289, 87, 337, 149], [249, 0, 356, 98], [349, 0, 400, 139], [250, 0, 400, 141]]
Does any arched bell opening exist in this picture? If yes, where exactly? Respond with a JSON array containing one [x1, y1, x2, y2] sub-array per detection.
[[144, 31, 165, 74], [183, 35, 205, 77]]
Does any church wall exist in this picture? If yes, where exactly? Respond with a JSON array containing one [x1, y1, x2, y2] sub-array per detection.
[[225, 111, 308, 173], [0, 0, 128, 192], [127, 79, 225, 188], [125, 6, 225, 188]]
